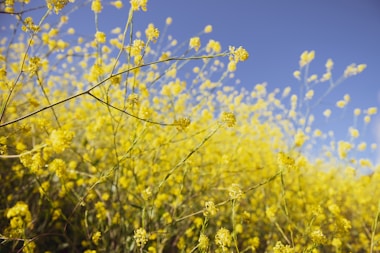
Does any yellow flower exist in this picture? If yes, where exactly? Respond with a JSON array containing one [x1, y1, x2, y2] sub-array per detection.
[[367, 107, 377, 115], [215, 227, 232, 250], [323, 109, 332, 118], [91, 0, 102, 13], [229, 46, 249, 62], [198, 233, 209, 250], [134, 228, 149, 247], [299, 50, 315, 67], [47, 0, 70, 14], [111, 0, 123, 8], [189, 37, 201, 51], [305, 89, 314, 100], [336, 100, 346, 108], [166, 17, 172, 25], [145, 23, 159, 42], [325, 58, 334, 71], [206, 39, 221, 53], [92, 231, 102, 245], [204, 25, 212, 33], [130, 0, 148, 11], [203, 201, 218, 217], [221, 112, 236, 127], [95, 31, 106, 44], [293, 70, 301, 80]]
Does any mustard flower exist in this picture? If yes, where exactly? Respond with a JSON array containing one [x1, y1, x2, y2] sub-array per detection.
[[166, 17, 172, 25], [92, 231, 101, 245], [206, 39, 221, 53], [48, 129, 74, 153], [111, 0, 123, 8], [305, 89, 314, 100], [228, 183, 243, 200], [204, 25, 212, 33], [325, 58, 334, 71], [189, 37, 201, 51], [203, 201, 218, 217], [215, 227, 232, 250], [174, 117, 191, 131], [134, 227, 149, 247], [145, 23, 159, 42], [367, 107, 377, 115], [307, 74, 318, 83], [310, 229, 327, 244], [95, 31, 106, 44], [198, 233, 209, 251], [91, 0, 102, 13], [349, 127, 359, 138], [273, 241, 294, 253], [320, 71, 331, 81], [28, 56, 41, 76], [47, 0, 70, 14], [229, 46, 249, 62], [293, 70, 301, 80], [221, 112, 236, 127], [336, 100, 346, 108], [299, 50, 315, 67], [277, 152, 296, 170], [323, 109, 332, 118], [227, 61, 237, 72], [130, 0, 148, 11], [338, 141, 352, 159]]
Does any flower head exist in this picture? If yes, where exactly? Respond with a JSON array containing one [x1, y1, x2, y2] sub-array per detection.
[[130, 0, 148, 11], [189, 37, 201, 51], [215, 227, 232, 250], [145, 23, 159, 42], [134, 227, 149, 247]]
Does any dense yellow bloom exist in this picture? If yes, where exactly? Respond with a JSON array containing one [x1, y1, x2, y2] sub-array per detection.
[[92, 231, 102, 245], [215, 227, 232, 250], [174, 117, 191, 131], [189, 37, 201, 51], [229, 183, 243, 200], [91, 0, 102, 12], [229, 46, 249, 62], [145, 23, 159, 42], [95, 31, 106, 44], [206, 39, 221, 53], [134, 228, 149, 247], [221, 112, 236, 127], [203, 201, 218, 217], [273, 241, 294, 253], [198, 233, 209, 250]]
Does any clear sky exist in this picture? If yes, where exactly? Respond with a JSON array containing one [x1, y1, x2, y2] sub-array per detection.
[[2, 0, 380, 163], [118, 0, 380, 164]]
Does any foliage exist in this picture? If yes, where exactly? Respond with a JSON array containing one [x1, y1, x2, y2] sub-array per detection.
[[0, 1, 379, 253]]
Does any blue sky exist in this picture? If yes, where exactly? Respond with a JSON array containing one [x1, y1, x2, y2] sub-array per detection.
[[127, 0, 380, 164], [2, 0, 380, 163]]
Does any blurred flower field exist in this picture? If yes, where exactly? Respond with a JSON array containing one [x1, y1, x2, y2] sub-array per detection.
[[0, 1, 379, 252]]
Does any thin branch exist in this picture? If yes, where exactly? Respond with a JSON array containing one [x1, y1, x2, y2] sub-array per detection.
[[0, 54, 226, 128]]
